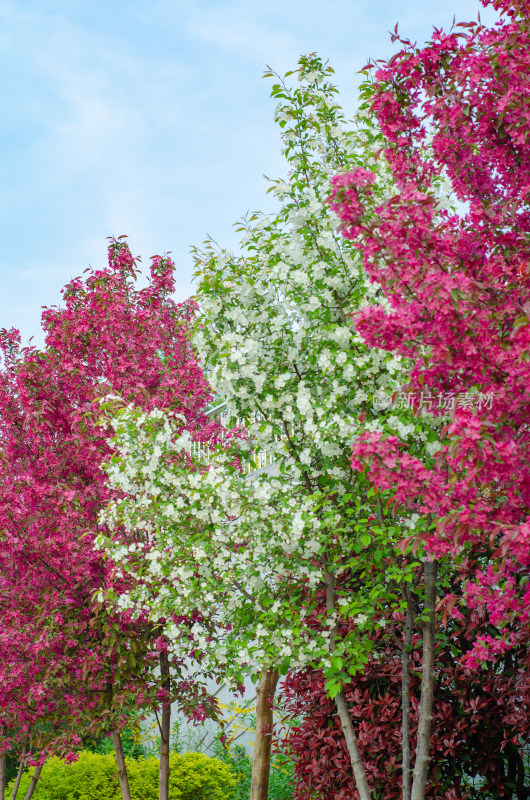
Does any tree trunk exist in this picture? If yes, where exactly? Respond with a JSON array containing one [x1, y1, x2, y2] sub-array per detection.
[[323, 567, 372, 800], [0, 753, 6, 800], [401, 586, 414, 800], [410, 560, 437, 800], [22, 764, 43, 800], [159, 650, 171, 800], [10, 747, 26, 800], [250, 668, 279, 800], [334, 690, 373, 800], [112, 728, 132, 800]]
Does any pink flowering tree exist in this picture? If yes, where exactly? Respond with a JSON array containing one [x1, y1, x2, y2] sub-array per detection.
[[328, 0, 530, 796], [0, 239, 218, 800]]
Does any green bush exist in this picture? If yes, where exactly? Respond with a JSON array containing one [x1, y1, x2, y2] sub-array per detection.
[[212, 742, 294, 800], [212, 744, 252, 800], [6, 750, 235, 800]]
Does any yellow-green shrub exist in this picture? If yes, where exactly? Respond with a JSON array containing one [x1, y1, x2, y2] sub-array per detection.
[[6, 751, 235, 800]]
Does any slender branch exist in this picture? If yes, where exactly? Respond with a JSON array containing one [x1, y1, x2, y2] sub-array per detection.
[[22, 763, 44, 800], [0, 751, 6, 800], [9, 742, 28, 800], [376, 493, 385, 526], [232, 578, 257, 604], [159, 650, 171, 800], [322, 567, 373, 800], [401, 584, 414, 800], [410, 560, 437, 800], [153, 707, 163, 739]]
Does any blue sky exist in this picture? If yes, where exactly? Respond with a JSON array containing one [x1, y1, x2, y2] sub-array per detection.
[[0, 0, 498, 345]]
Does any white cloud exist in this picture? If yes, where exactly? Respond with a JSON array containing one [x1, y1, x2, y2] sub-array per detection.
[[185, 6, 298, 67]]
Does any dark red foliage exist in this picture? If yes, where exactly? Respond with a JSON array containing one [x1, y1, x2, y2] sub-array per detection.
[[280, 604, 529, 800]]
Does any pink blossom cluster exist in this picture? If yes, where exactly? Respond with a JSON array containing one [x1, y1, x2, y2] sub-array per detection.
[[328, 169, 376, 239], [0, 239, 216, 760], [331, 0, 530, 667]]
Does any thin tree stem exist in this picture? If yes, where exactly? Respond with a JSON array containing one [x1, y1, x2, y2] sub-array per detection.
[[112, 727, 132, 800], [22, 763, 44, 800], [159, 650, 171, 800], [250, 668, 279, 800], [0, 752, 6, 800], [323, 567, 373, 800], [401, 585, 414, 800], [10, 744, 27, 800], [410, 560, 437, 800]]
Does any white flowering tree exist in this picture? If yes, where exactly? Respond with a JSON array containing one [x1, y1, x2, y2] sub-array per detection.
[[98, 56, 445, 800]]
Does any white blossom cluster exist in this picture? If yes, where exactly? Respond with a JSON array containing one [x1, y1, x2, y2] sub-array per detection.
[[98, 56, 443, 693]]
